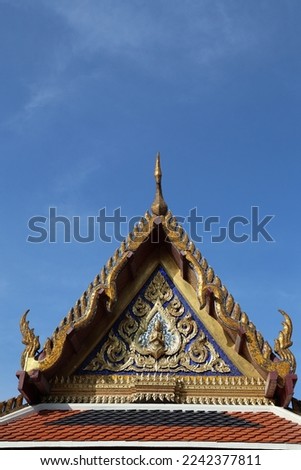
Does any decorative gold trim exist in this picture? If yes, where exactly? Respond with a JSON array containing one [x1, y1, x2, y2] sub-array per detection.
[[0, 395, 24, 416], [274, 309, 296, 372], [45, 395, 274, 406], [203, 284, 296, 379], [20, 310, 40, 369], [51, 373, 267, 387], [46, 374, 272, 406], [21, 286, 102, 372], [162, 212, 206, 307]]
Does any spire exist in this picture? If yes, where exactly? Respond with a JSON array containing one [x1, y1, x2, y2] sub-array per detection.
[[151, 152, 168, 216]]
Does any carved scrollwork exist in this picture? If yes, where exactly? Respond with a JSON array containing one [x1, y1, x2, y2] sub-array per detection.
[[86, 331, 134, 372], [82, 269, 231, 375], [132, 297, 151, 317], [144, 271, 173, 303], [119, 312, 139, 341], [178, 313, 198, 343], [166, 295, 185, 317], [188, 331, 208, 364], [180, 330, 230, 373], [106, 332, 128, 363]]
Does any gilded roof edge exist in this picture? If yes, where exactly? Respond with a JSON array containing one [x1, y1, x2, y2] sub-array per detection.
[[0, 395, 25, 417]]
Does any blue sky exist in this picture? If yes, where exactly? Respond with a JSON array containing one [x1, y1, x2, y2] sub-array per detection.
[[1, 0, 301, 401]]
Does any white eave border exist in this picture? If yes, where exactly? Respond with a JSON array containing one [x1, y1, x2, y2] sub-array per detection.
[[0, 439, 301, 450]]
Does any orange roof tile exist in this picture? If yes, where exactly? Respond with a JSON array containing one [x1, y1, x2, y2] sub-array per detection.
[[1, 405, 301, 448]]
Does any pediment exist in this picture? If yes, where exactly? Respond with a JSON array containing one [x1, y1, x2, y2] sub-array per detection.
[[77, 266, 242, 377], [46, 260, 271, 404]]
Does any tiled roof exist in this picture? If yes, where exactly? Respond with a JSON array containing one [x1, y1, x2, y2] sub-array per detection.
[[1, 404, 301, 448]]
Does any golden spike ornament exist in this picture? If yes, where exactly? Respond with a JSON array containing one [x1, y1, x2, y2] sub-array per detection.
[[20, 310, 40, 369], [151, 152, 168, 216]]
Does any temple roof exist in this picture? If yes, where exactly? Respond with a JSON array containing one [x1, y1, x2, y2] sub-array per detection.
[[1, 403, 301, 449], [1, 153, 299, 448], [16, 154, 297, 409]]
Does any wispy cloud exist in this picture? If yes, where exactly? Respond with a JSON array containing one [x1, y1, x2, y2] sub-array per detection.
[[48, 0, 261, 72], [24, 86, 61, 117], [3, 0, 266, 128], [4, 82, 63, 132]]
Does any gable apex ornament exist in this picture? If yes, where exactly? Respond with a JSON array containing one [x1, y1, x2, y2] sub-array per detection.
[[151, 152, 168, 216]]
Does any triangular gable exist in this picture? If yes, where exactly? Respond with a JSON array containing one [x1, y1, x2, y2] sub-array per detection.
[[77, 265, 242, 376]]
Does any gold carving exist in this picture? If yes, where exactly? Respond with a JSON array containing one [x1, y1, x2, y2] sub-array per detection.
[[203, 284, 296, 379], [0, 395, 24, 416], [166, 295, 185, 317], [151, 152, 168, 216], [119, 312, 139, 341], [144, 271, 173, 303], [83, 270, 231, 374], [22, 284, 102, 372], [47, 374, 271, 406], [274, 309, 296, 372], [132, 297, 151, 317], [178, 313, 197, 341], [20, 310, 40, 369], [162, 212, 207, 307]]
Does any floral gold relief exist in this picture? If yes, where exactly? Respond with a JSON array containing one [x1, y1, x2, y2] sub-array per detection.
[[82, 269, 231, 375]]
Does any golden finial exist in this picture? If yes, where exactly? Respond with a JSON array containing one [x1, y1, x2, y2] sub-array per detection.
[[151, 152, 168, 216]]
